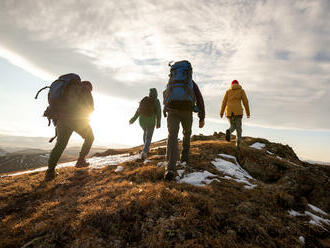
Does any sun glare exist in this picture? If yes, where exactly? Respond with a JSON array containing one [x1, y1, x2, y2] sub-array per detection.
[[89, 92, 142, 147]]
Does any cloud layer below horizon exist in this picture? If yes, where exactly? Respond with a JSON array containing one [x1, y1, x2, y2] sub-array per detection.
[[0, 0, 329, 130]]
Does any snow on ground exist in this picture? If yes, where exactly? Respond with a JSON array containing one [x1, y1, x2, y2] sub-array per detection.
[[157, 161, 167, 167], [115, 166, 124, 172], [249, 142, 266, 150], [212, 154, 257, 189], [143, 159, 152, 164], [177, 169, 185, 178], [178, 171, 219, 186], [289, 207, 330, 229], [266, 150, 274, 155], [1, 153, 140, 178], [305, 211, 330, 229], [308, 204, 328, 215], [299, 236, 305, 244], [288, 210, 304, 217]]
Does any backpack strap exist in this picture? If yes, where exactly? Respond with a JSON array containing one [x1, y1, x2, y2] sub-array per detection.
[[49, 128, 57, 143], [34, 86, 50, 99]]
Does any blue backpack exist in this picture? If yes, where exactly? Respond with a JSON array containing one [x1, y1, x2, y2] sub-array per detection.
[[35, 73, 81, 142], [163, 60, 195, 107]]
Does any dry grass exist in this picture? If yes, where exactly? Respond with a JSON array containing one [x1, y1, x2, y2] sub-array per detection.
[[0, 138, 329, 248]]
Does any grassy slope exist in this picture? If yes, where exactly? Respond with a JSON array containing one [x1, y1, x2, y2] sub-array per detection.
[[0, 137, 329, 248]]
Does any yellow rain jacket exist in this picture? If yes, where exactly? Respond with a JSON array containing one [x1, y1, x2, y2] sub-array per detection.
[[220, 84, 250, 117]]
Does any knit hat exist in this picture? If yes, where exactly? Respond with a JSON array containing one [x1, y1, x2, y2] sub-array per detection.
[[231, 80, 239, 85]]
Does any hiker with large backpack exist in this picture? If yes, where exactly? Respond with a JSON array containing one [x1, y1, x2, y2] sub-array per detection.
[[35, 74, 95, 181], [129, 88, 161, 160], [220, 80, 250, 151], [163, 61, 205, 181]]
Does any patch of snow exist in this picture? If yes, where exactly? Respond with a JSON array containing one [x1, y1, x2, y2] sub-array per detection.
[[115, 166, 124, 172], [276, 156, 283, 160], [219, 154, 237, 162], [288, 210, 304, 217], [244, 184, 257, 189], [249, 142, 266, 150], [177, 161, 186, 166], [177, 169, 185, 178], [305, 211, 330, 229], [211, 155, 256, 189], [1, 153, 140, 178], [143, 159, 151, 164], [40, 154, 50, 158], [299, 236, 305, 244], [266, 150, 274, 155], [178, 171, 219, 186], [308, 204, 328, 216], [157, 161, 167, 167]]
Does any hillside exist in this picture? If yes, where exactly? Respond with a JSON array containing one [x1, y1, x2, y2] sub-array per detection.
[[0, 147, 108, 174], [0, 133, 329, 248]]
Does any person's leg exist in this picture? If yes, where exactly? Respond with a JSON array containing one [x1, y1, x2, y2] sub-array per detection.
[[228, 116, 236, 133], [166, 111, 180, 172], [46, 122, 72, 179], [75, 122, 94, 162], [180, 111, 193, 162], [143, 126, 155, 153], [143, 127, 147, 145], [235, 116, 242, 149], [226, 116, 236, 141]]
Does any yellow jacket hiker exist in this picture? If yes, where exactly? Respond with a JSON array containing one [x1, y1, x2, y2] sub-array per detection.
[[220, 82, 250, 117], [220, 80, 250, 151]]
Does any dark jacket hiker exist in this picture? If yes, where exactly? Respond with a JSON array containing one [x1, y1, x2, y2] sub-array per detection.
[[163, 61, 205, 181], [36, 75, 95, 181], [130, 88, 161, 159]]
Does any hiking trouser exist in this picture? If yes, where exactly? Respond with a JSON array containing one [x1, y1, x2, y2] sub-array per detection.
[[166, 110, 192, 171], [48, 120, 94, 170], [142, 126, 155, 153], [227, 115, 242, 148]]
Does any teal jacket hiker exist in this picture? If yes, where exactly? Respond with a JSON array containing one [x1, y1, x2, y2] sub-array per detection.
[[130, 88, 161, 128]]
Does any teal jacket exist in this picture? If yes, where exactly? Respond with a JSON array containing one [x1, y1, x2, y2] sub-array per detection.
[[130, 88, 161, 128]]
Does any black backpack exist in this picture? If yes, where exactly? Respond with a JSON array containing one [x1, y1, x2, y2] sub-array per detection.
[[139, 96, 156, 117], [35, 73, 81, 142]]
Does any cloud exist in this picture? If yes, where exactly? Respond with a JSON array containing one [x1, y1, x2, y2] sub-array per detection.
[[0, 0, 329, 130]]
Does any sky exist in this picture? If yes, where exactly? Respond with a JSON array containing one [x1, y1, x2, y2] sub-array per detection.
[[0, 0, 329, 162]]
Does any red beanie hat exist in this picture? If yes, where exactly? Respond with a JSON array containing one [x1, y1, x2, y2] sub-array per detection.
[[231, 80, 239, 85]]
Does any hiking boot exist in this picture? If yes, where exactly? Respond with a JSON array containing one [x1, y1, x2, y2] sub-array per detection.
[[141, 152, 147, 160], [44, 169, 56, 181], [75, 158, 90, 168], [164, 170, 176, 181], [225, 129, 231, 142]]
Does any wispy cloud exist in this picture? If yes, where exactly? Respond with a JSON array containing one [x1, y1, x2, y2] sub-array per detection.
[[0, 0, 329, 129]]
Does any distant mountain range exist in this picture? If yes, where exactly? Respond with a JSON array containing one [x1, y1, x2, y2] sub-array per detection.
[[0, 146, 109, 174], [0, 134, 123, 173]]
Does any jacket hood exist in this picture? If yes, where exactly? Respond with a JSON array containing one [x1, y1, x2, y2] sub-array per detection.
[[149, 88, 158, 98], [230, 84, 242, 90]]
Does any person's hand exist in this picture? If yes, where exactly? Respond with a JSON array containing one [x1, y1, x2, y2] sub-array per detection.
[[220, 114, 223, 118], [199, 120, 205, 128], [247, 115, 250, 119]]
